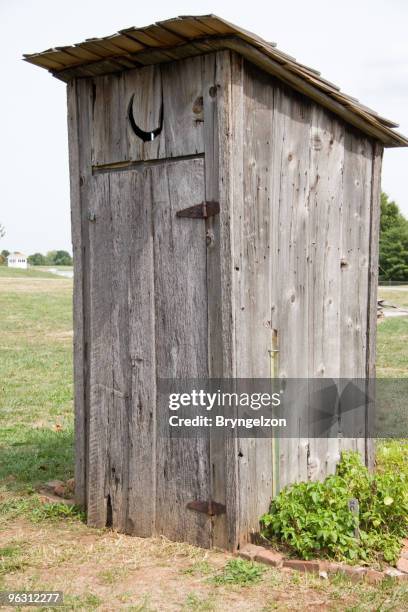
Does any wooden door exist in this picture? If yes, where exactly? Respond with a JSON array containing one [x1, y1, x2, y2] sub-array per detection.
[[86, 157, 212, 546]]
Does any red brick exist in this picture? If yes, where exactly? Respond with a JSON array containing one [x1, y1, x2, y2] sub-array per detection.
[[53, 484, 66, 497], [326, 562, 344, 576], [384, 567, 405, 579], [365, 569, 384, 585], [254, 550, 284, 568], [236, 544, 265, 561], [396, 557, 408, 573], [44, 480, 64, 491], [283, 559, 320, 573], [339, 566, 367, 583], [39, 494, 75, 506]]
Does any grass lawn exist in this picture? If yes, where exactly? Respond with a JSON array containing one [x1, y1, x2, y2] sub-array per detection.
[[378, 286, 408, 310], [0, 272, 407, 610], [0, 266, 62, 280]]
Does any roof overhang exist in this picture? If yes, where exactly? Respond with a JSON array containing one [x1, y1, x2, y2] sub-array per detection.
[[23, 14, 408, 147]]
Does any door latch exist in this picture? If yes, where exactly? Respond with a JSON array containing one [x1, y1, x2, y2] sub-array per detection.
[[176, 201, 220, 219]]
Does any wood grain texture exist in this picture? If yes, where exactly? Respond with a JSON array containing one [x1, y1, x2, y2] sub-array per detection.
[[270, 81, 312, 489], [307, 105, 345, 482], [152, 159, 211, 547], [235, 61, 274, 544], [92, 56, 205, 166], [68, 78, 93, 507], [127, 167, 157, 536], [215, 50, 242, 550], [202, 52, 227, 548], [70, 48, 383, 550], [87, 173, 112, 527], [366, 142, 383, 468]]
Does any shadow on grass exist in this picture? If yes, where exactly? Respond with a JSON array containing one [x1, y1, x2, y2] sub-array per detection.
[[0, 427, 74, 492]]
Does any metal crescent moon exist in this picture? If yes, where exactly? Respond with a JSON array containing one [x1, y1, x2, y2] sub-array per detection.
[[127, 93, 163, 142]]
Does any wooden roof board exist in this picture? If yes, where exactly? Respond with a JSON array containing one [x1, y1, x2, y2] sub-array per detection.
[[23, 14, 407, 147]]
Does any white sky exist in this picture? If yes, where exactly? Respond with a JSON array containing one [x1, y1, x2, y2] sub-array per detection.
[[1, 0, 407, 255]]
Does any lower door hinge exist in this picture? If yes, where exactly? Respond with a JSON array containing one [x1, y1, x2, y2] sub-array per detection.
[[187, 500, 226, 516], [176, 201, 220, 219]]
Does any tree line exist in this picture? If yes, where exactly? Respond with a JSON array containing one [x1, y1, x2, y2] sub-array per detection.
[[1, 193, 407, 279], [379, 193, 408, 281], [0, 249, 73, 266]]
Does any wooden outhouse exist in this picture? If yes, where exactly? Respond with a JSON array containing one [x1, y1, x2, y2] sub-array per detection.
[[25, 15, 407, 551]]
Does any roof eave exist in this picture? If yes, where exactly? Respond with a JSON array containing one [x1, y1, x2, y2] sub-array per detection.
[[23, 15, 408, 148]]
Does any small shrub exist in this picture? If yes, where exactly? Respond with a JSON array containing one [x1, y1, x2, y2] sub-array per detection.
[[0, 496, 85, 525], [30, 502, 85, 523], [261, 451, 408, 565], [212, 558, 265, 585]]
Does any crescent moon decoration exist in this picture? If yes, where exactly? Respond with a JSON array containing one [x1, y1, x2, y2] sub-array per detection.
[[127, 93, 164, 142]]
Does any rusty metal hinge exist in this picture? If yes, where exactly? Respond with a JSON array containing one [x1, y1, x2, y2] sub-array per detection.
[[176, 201, 220, 219], [187, 500, 226, 516]]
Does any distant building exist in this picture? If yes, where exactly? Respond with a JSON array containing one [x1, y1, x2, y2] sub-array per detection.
[[7, 252, 28, 269]]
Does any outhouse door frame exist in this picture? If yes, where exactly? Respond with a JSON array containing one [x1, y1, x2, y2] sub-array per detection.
[[68, 50, 257, 550]]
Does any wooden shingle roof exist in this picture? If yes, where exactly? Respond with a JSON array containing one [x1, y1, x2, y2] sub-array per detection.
[[23, 14, 407, 147]]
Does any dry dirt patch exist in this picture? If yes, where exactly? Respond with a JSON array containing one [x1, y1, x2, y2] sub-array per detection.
[[2, 518, 406, 611]]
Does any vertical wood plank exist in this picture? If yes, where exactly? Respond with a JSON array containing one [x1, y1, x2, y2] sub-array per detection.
[[270, 84, 312, 489], [127, 167, 157, 536], [92, 73, 128, 166], [216, 50, 243, 550], [107, 172, 135, 531], [307, 106, 345, 481], [366, 141, 383, 468], [161, 56, 205, 158], [152, 159, 212, 547], [202, 52, 227, 548], [87, 173, 113, 527], [67, 78, 93, 507], [235, 61, 274, 542], [341, 133, 374, 459]]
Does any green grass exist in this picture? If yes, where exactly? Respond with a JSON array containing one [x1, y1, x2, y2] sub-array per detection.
[[0, 266, 63, 279], [377, 440, 408, 477], [0, 276, 407, 609], [0, 543, 27, 576], [378, 286, 408, 310], [0, 278, 74, 498], [211, 558, 265, 585], [377, 317, 408, 377]]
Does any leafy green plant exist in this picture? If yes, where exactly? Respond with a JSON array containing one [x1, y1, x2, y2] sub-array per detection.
[[0, 496, 85, 526], [212, 558, 265, 585], [30, 501, 85, 523], [261, 451, 408, 565]]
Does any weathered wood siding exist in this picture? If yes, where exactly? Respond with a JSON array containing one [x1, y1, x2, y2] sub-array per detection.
[[68, 52, 238, 548], [68, 49, 382, 551], [91, 56, 206, 167], [225, 58, 382, 543]]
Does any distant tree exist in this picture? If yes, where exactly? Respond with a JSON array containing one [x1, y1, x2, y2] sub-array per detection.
[[45, 251, 58, 265], [0, 255, 5, 266], [28, 252, 46, 266], [54, 250, 73, 266], [379, 193, 408, 281], [1, 249, 9, 259]]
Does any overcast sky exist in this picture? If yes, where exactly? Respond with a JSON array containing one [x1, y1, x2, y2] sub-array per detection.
[[1, 0, 407, 255]]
